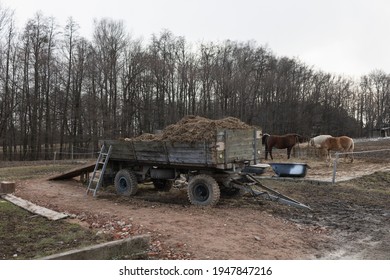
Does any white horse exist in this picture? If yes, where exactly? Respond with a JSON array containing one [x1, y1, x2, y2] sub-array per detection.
[[309, 135, 332, 148]]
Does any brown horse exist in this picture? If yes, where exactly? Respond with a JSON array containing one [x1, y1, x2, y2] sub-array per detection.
[[320, 136, 354, 165], [262, 133, 308, 160]]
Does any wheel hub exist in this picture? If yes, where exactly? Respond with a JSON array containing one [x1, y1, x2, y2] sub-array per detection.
[[194, 184, 209, 201], [119, 177, 128, 190]]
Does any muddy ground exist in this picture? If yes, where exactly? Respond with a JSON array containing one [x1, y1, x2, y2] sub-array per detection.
[[10, 138, 390, 259]]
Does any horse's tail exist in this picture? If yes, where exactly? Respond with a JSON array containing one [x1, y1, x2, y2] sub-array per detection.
[[262, 133, 271, 159]]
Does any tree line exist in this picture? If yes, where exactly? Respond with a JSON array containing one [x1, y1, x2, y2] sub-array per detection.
[[0, 9, 389, 160]]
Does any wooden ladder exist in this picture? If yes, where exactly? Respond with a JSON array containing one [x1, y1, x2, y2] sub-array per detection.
[[86, 144, 112, 197]]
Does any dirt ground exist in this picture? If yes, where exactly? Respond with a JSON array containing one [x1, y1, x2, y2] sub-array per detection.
[[11, 138, 390, 260]]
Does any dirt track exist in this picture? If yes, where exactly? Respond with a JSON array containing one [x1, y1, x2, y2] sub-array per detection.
[[13, 138, 390, 259]]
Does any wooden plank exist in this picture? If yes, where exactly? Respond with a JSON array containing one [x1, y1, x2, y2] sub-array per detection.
[[48, 162, 96, 180], [1, 194, 68, 221]]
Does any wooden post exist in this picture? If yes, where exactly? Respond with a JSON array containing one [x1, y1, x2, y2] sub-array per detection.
[[0, 181, 16, 194]]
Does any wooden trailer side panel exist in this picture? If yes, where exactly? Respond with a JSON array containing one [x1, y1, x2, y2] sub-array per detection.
[[165, 142, 215, 166], [100, 128, 261, 168], [133, 141, 168, 163], [100, 140, 216, 166], [222, 129, 262, 164], [101, 140, 136, 160]]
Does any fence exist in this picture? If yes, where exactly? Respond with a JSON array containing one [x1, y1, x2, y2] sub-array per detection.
[[52, 145, 99, 161], [332, 148, 390, 183], [0, 144, 100, 161]]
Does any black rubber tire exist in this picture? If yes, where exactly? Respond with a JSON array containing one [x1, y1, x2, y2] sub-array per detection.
[[152, 179, 173, 192], [114, 169, 138, 196], [187, 174, 220, 206]]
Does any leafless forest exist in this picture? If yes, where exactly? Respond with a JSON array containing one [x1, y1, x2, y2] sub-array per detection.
[[0, 8, 389, 160]]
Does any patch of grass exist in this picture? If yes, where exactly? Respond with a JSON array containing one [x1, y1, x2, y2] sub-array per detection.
[[0, 164, 78, 181], [0, 199, 112, 259]]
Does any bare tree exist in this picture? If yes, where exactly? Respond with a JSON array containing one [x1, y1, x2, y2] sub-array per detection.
[[0, 6, 16, 160], [360, 70, 390, 136], [18, 13, 52, 159], [41, 17, 58, 159], [121, 38, 146, 136], [92, 18, 127, 138]]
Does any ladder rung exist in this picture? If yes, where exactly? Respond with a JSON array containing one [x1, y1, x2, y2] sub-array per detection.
[[87, 144, 112, 196]]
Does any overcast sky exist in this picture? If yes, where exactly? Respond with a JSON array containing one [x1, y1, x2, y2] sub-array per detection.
[[2, 0, 390, 78]]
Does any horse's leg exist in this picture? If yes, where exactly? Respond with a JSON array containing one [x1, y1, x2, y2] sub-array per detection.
[[348, 147, 354, 163], [287, 147, 292, 159], [342, 149, 347, 162], [342, 148, 351, 163], [269, 147, 273, 160], [320, 147, 330, 163], [318, 147, 324, 159], [319, 148, 325, 159], [326, 150, 332, 167], [345, 151, 350, 163], [348, 142, 354, 163]]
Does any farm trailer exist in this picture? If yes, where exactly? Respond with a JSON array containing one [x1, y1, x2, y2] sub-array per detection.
[[89, 128, 310, 209]]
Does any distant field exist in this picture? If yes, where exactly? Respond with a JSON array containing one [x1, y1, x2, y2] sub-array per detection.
[[0, 161, 88, 181]]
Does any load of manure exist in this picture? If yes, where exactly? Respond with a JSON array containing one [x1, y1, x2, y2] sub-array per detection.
[[127, 115, 252, 142]]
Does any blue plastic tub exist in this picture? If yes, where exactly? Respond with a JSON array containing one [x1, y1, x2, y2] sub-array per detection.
[[269, 163, 308, 177]]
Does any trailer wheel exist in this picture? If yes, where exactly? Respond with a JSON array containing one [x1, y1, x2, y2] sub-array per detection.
[[152, 179, 173, 191], [114, 169, 138, 196], [187, 174, 220, 206]]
